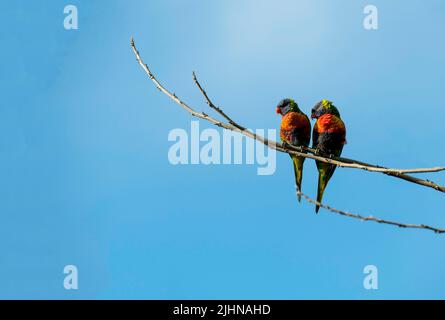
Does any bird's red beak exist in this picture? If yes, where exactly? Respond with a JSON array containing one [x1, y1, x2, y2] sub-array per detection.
[[311, 114, 317, 119], [276, 107, 281, 115]]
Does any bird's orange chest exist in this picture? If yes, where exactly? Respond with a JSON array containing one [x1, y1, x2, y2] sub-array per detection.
[[314, 114, 345, 134], [280, 112, 310, 143], [280, 112, 307, 131]]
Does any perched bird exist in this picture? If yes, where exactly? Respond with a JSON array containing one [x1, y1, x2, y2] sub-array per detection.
[[276, 98, 311, 202], [311, 99, 347, 213]]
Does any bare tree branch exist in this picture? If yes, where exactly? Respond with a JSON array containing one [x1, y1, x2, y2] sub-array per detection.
[[130, 37, 445, 234], [299, 192, 445, 234]]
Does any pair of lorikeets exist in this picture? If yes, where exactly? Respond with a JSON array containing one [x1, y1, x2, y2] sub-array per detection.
[[276, 98, 346, 213]]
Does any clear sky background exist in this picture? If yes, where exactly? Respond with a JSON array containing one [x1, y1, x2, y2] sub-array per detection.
[[1, 0, 445, 299]]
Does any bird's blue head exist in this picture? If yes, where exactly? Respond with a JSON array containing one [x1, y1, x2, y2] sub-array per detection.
[[276, 98, 301, 116], [311, 99, 341, 119]]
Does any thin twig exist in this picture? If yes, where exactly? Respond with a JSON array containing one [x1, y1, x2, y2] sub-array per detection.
[[130, 37, 445, 193], [299, 192, 445, 234], [192, 72, 246, 131]]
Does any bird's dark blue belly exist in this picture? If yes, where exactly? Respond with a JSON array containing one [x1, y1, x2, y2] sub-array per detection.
[[313, 132, 344, 156]]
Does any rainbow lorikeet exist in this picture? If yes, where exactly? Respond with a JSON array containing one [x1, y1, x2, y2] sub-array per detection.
[[276, 98, 311, 202], [311, 99, 347, 213]]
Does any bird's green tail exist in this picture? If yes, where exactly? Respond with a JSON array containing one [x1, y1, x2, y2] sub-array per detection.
[[316, 168, 330, 213], [292, 156, 305, 202]]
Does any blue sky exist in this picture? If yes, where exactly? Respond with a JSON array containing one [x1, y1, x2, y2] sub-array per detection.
[[1, 0, 445, 299]]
